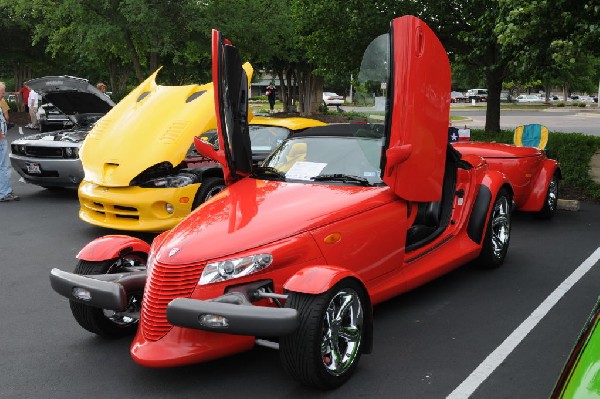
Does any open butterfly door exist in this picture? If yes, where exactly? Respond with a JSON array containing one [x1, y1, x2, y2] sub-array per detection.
[[195, 29, 252, 185], [382, 16, 451, 201]]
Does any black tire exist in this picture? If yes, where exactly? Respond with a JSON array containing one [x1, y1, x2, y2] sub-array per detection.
[[535, 174, 558, 220], [192, 177, 226, 209], [476, 188, 511, 269], [69, 256, 144, 338], [280, 278, 366, 389]]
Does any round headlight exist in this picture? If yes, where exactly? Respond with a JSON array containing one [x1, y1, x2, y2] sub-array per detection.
[[165, 203, 174, 214], [65, 147, 73, 157]]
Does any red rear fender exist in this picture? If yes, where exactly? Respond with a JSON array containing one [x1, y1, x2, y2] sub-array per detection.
[[77, 235, 151, 261]]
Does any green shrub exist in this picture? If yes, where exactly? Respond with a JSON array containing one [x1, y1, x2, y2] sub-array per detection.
[[471, 129, 600, 201], [578, 102, 587, 108], [250, 95, 268, 101], [556, 102, 565, 107]]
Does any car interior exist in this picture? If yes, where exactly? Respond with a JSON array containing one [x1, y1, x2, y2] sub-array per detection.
[[405, 144, 465, 250]]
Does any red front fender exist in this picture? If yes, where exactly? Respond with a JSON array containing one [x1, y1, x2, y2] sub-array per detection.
[[77, 235, 151, 261], [284, 265, 364, 295]]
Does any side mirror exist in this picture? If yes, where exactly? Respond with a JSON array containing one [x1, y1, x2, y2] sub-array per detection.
[[385, 144, 412, 176]]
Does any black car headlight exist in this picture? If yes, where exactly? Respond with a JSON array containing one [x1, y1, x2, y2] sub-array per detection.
[[139, 173, 197, 188], [63, 147, 79, 159]]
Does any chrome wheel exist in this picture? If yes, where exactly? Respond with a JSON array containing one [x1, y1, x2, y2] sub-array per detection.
[[70, 254, 146, 338], [103, 294, 142, 326], [205, 185, 225, 200], [193, 177, 226, 208], [547, 176, 558, 212], [280, 279, 367, 389], [321, 288, 363, 376], [491, 195, 511, 259]]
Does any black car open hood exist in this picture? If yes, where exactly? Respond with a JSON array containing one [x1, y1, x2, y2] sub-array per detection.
[[21, 130, 89, 143], [27, 76, 115, 115]]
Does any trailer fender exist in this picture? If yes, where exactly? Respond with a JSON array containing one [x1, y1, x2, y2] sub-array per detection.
[[520, 160, 561, 212]]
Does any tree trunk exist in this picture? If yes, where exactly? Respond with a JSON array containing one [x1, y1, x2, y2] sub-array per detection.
[[108, 58, 132, 98], [123, 31, 145, 82], [149, 51, 159, 74], [485, 68, 503, 133], [296, 67, 323, 116], [276, 69, 292, 113], [12, 62, 32, 111]]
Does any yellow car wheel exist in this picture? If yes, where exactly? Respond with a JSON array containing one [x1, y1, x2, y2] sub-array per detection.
[[192, 177, 226, 209]]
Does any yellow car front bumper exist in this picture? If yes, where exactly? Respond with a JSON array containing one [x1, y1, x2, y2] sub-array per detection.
[[78, 181, 201, 232]]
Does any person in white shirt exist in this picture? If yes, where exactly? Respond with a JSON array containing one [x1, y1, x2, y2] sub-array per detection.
[[28, 88, 40, 129]]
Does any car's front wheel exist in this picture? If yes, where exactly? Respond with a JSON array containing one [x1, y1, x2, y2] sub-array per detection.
[[69, 255, 145, 338], [280, 278, 366, 389], [476, 188, 511, 269], [192, 177, 226, 209]]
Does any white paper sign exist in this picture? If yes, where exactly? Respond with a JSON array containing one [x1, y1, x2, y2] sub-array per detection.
[[285, 161, 327, 181]]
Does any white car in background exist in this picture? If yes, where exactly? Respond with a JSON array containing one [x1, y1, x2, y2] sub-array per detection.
[[515, 94, 541, 103], [322, 92, 344, 106]]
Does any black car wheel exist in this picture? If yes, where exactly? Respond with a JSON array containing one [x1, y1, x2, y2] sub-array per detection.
[[280, 278, 365, 389], [69, 255, 146, 338], [191, 177, 226, 209], [476, 188, 511, 269], [535, 174, 558, 220]]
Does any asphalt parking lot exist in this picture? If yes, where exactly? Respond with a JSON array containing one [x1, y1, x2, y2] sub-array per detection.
[[1, 125, 599, 398]]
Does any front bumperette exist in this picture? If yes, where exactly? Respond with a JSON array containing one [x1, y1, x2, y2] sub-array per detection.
[[49, 268, 146, 311], [167, 292, 299, 336]]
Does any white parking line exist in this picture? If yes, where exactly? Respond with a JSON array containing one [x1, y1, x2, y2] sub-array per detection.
[[19, 127, 23, 135], [447, 246, 600, 399]]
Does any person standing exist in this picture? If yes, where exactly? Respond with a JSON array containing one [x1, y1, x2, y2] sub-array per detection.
[[18, 84, 30, 113], [0, 81, 20, 202], [266, 82, 277, 113], [28, 87, 40, 129]]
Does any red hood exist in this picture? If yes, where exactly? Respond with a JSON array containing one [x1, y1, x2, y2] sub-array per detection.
[[453, 142, 542, 158], [155, 179, 394, 265]]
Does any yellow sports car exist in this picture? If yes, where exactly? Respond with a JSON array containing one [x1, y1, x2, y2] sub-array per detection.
[[78, 70, 325, 232]]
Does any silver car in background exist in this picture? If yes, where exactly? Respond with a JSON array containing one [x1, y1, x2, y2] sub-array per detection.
[[10, 76, 114, 189]]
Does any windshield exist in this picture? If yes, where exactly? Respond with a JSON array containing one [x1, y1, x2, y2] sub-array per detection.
[[262, 134, 384, 185], [249, 125, 290, 152]]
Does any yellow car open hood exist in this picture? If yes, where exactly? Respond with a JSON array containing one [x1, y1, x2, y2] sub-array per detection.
[[80, 69, 217, 187]]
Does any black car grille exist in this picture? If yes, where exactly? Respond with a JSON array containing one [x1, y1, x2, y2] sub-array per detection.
[[11, 144, 77, 159]]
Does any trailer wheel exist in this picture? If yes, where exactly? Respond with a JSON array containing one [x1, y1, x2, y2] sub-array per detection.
[[535, 174, 558, 220]]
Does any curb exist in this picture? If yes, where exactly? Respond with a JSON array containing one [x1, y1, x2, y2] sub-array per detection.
[[557, 199, 580, 211]]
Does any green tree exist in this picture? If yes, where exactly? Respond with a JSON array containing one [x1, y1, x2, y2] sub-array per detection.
[[10, 0, 211, 96], [496, 0, 600, 99]]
